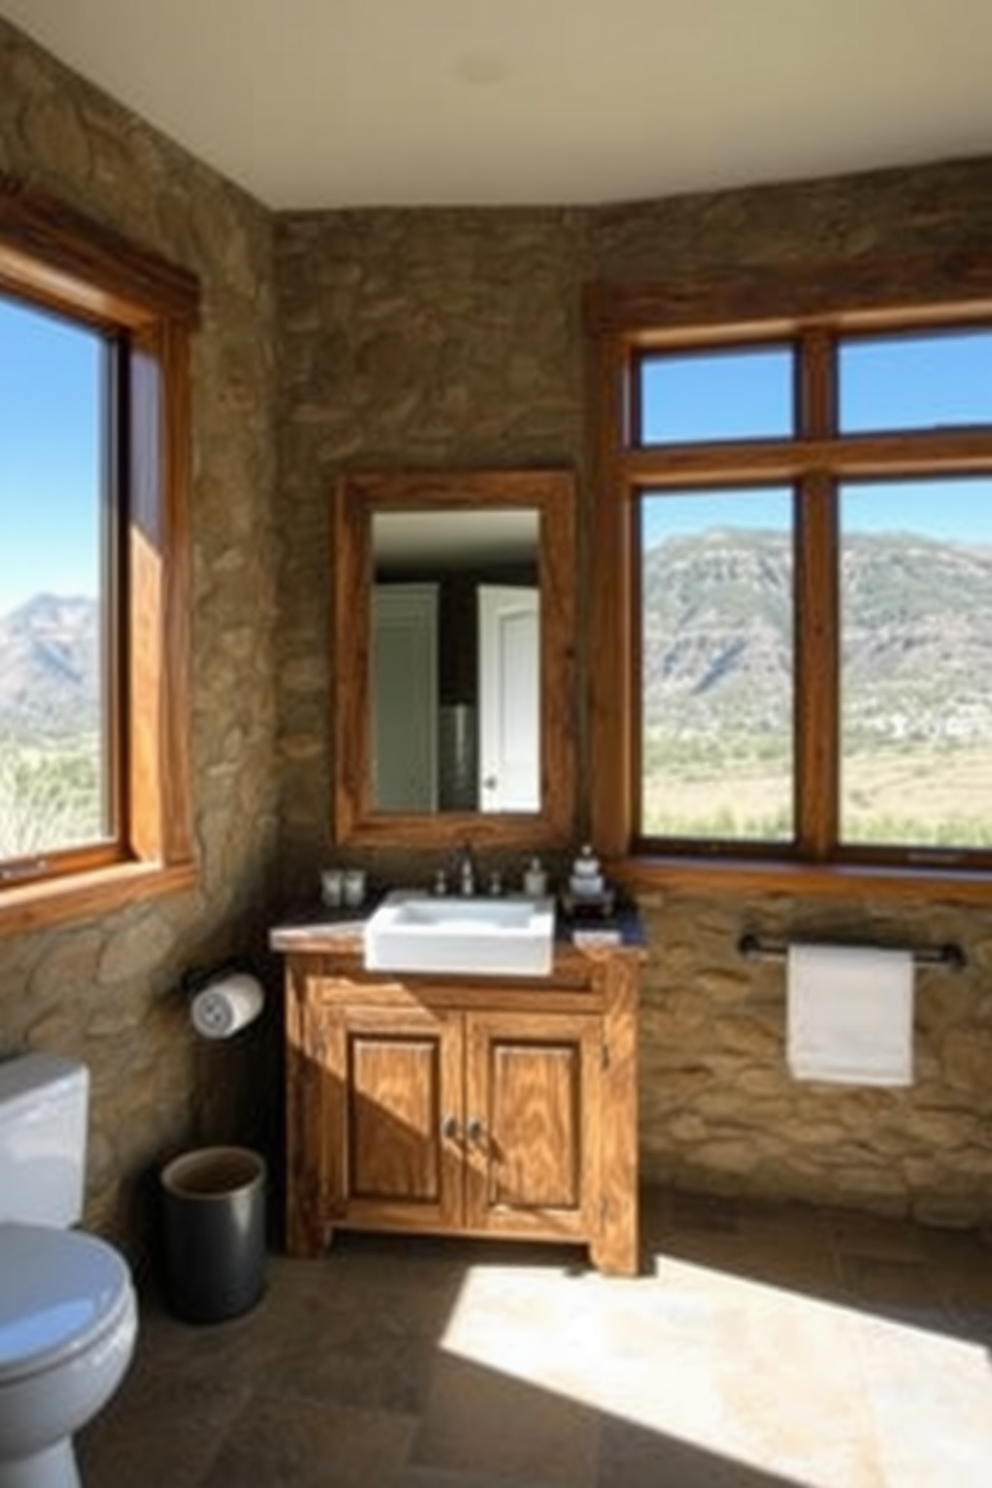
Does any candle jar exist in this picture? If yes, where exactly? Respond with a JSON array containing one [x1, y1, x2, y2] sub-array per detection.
[[320, 868, 344, 908], [343, 868, 367, 908]]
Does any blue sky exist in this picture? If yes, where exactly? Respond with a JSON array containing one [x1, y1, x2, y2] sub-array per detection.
[[640, 331, 992, 445], [0, 294, 104, 617], [640, 330, 992, 552], [3, 302, 992, 618]]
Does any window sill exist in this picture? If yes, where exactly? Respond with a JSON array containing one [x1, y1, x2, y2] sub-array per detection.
[[0, 858, 198, 937], [611, 854, 992, 906]]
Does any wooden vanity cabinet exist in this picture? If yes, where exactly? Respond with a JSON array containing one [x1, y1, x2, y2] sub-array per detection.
[[279, 935, 641, 1276]]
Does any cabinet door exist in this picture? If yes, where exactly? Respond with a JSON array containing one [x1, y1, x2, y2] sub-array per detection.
[[327, 1005, 463, 1233], [463, 1011, 601, 1240]]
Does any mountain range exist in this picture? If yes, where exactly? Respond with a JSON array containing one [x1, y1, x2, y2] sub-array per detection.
[[2, 528, 991, 746], [641, 527, 992, 745], [0, 593, 101, 739]]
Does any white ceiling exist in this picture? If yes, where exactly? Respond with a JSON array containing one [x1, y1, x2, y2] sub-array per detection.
[[375, 510, 538, 572], [3, 0, 992, 211]]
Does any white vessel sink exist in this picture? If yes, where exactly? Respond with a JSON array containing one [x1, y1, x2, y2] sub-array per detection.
[[365, 890, 556, 976]]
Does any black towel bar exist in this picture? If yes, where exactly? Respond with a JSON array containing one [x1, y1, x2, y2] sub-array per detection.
[[737, 933, 966, 972]]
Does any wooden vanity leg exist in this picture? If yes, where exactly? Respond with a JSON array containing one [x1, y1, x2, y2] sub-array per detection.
[[285, 957, 331, 1258], [591, 951, 641, 1277], [590, 1195, 639, 1277]]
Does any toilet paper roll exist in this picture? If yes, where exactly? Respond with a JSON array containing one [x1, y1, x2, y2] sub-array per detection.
[[191, 973, 264, 1040]]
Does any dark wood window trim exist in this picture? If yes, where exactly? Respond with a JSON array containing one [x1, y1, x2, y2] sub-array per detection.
[[0, 175, 199, 934], [585, 249, 992, 905]]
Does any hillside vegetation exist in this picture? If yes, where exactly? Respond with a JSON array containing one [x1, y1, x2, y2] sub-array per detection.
[[641, 527, 992, 844], [0, 594, 103, 858]]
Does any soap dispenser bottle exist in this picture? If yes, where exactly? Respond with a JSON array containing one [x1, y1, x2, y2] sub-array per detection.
[[523, 856, 547, 897], [569, 844, 604, 898]]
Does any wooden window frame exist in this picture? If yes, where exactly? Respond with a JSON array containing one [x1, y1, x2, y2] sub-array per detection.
[[586, 250, 992, 904], [0, 175, 199, 933]]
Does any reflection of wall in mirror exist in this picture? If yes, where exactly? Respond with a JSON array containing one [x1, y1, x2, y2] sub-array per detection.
[[438, 703, 478, 810], [372, 584, 438, 810]]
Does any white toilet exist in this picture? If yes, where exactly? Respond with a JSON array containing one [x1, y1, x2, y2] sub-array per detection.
[[0, 1052, 138, 1488]]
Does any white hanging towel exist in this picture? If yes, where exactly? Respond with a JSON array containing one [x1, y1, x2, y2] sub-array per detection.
[[786, 944, 914, 1085]]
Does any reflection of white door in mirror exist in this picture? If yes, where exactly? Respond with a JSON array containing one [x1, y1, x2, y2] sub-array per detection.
[[478, 585, 539, 811], [373, 584, 438, 810]]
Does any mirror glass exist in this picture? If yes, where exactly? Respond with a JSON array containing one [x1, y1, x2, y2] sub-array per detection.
[[332, 468, 576, 850], [372, 509, 540, 813]]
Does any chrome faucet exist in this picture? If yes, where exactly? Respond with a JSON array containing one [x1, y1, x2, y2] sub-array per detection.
[[457, 844, 476, 896]]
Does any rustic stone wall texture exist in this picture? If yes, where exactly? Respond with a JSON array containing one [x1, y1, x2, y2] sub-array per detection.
[[5, 10, 992, 1248], [593, 157, 992, 276], [274, 207, 590, 898], [638, 890, 992, 1225], [0, 18, 282, 1255]]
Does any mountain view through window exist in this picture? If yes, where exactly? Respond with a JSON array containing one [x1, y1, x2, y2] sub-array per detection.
[[0, 292, 111, 865], [635, 327, 992, 857]]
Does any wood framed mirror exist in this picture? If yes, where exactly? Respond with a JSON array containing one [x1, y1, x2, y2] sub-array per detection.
[[333, 468, 577, 850]]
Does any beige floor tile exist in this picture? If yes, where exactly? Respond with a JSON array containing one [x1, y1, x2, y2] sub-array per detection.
[[200, 1395, 417, 1488], [398, 1468, 566, 1488], [412, 1352, 600, 1487], [78, 1370, 253, 1488], [717, 1313, 885, 1488], [854, 1311, 992, 1488], [599, 1414, 823, 1488], [831, 1210, 927, 1264]]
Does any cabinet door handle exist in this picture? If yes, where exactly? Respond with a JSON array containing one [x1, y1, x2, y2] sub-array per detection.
[[441, 1114, 460, 1141], [466, 1116, 485, 1144]]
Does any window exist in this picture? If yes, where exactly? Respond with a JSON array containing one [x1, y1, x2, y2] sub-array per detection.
[[0, 174, 199, 929], [0, 293, 116, 865], [587, 257, 992, 896], [838, 475, 992, 852], [638, 484, 795, 844], [638, 344, 795, 444]]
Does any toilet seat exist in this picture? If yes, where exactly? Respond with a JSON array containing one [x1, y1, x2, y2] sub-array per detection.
[[0, 1223, 134, 1386]]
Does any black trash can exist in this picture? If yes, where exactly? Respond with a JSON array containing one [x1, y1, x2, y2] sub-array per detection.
[[160, 1145, 267, 1323]]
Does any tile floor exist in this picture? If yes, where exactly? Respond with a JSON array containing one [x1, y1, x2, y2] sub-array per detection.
[[78, 1189, 992, 1488]]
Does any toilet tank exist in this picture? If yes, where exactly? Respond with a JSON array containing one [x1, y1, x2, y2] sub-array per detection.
[[0, 1051, 89, 1226]]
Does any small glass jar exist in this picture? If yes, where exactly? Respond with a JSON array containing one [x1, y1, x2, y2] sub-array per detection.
[[343, 868, 367, 908], [320, 868, 344, 908]]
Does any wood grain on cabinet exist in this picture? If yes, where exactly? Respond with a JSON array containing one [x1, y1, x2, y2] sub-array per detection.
[[278, 934, 642, 1276]]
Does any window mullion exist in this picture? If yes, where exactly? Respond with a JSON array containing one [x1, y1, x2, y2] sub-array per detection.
[[795, 330, 838, 858], [795, 472, 838, 857], [800, 327, 835, 436]]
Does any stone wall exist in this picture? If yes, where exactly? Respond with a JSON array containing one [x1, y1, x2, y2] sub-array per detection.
[[274, 207, 590, 899], [277, 163, 992, 1227], [0, 19, 282, 1257], [639, 890, 992, 1224], [593, 156, 992, 275]]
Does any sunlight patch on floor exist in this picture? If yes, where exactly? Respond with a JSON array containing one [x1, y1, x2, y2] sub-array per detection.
[[437, 1254, 992, 1488]]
